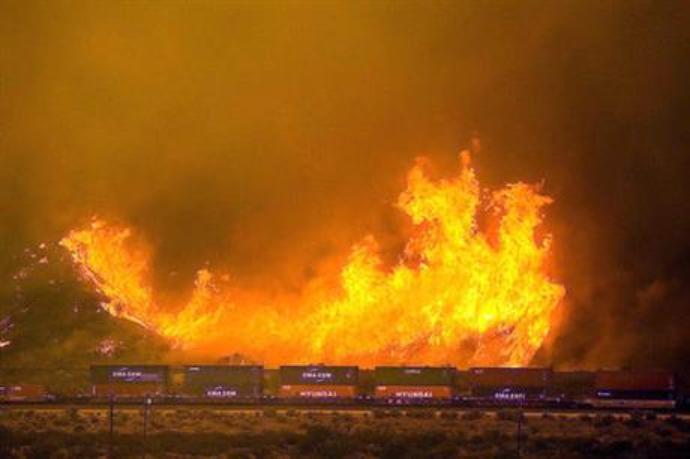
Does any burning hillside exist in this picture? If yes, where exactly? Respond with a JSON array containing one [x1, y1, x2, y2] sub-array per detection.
[[60, 151, 564, 367], [0, 239, 168, 376]]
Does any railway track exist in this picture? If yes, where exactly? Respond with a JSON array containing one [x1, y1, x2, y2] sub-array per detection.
[[2, 403, 689, 419]]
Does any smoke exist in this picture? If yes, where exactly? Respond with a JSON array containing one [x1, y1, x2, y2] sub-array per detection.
[[1, 1, 690, 369]]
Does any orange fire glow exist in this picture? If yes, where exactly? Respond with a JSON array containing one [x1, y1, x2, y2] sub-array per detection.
[[60, 151, 564, 366]]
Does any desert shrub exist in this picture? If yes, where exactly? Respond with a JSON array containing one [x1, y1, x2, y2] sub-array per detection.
[[380, 437, 411, 459], [24, 431, 66, 459], [408, 410, 434, 419], [373, 409, 387, 419], [198, 409, 213, 418], [561, 436, 600, 456], [65, 407, 79, 421], [644, 411, 658, 421], [578, 413, 592, 423], [427, 441, 459, 459], [312, 434, 355, 458], [655, 426, 673, 437], [333, 412, 353, 423], [0, 427, 681, 459], [302, 425, 331, 442], [496, 409, 523, 422], [297, 425, 355, 458], [451, 430, 467, 443], [492, 450, 519, 459], [150, 418, 165, 430], [302, 413, 316, 422], [0, 425, 12, 457], [482, 428, 505, 443], [299, 421, 312, 430], [460, 410, 484, 421], [594, 414, 616, 428], [11, 408, 690, 458], [597, 439, 633, 456], [625, 417, 643, 429], [48, 447, 70, 459], [163, 432, 236, 455], [666, 415, 690, 432], [467, 429, 508, 452], [52, 417, 69, 428], [530, 436, 549, 452], [411, 430, 448, 449], [75, 440, 106, 458], [468, 432, 490, 450], [278, 429, 302, 446], [439, 410, 458, 420], [648, 438, 690, 459]]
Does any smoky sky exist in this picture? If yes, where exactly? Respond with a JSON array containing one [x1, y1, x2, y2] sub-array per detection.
[[2, 1, 690, 369]]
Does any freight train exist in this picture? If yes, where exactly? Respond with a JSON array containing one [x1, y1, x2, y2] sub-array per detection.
[[0, 365, 683, 410]]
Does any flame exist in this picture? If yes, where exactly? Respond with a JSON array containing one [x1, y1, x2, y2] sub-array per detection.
[[60, 152, 564, 366]]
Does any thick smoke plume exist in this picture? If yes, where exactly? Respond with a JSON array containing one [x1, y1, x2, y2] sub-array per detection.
[[1, 2, 690, 371]]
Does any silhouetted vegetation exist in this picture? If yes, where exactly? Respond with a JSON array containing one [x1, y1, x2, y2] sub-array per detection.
[[1, 407, 689, 458]]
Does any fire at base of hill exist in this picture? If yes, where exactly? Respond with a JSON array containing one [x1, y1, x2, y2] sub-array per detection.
[[61, 151, 564, 367]]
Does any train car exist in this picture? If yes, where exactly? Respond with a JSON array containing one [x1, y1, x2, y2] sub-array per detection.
[[182, 365, 263, 401], [0, 384, 50, 402], [278, 365, 358, 400], [374, 366, 455, 404], [549, 371, 596, 407], [589, 370, 676, 409], [466, 367, 552, 405], [90, 365, 169, 398]]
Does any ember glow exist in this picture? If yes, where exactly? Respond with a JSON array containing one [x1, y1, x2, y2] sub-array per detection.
[[60, 152, 564, 366]]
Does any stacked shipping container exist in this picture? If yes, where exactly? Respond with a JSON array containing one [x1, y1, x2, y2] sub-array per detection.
[[278, 365, 359, 398], [90, 365, 168, 397], [591, 370, 675, 409], [183, 365, 263, 399], [374, 366, 455, 401], [467, 367, 552, 403]]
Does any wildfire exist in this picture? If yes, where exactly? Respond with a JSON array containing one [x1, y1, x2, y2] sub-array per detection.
[[60, 151, 564, 366]]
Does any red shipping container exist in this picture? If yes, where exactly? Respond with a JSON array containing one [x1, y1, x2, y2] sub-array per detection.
[[595, 370, 674, 391]]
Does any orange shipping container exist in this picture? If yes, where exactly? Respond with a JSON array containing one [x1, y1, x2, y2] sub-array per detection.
[[278, 384, 356, 398], [374, 385, 452, 399], [93, 383, 165, 397], [0, 384, 48, 401]]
